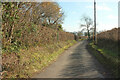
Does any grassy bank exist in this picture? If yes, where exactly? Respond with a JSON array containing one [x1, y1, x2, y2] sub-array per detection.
[[2, 40, 77, 78], [87, 42, 120, 78]]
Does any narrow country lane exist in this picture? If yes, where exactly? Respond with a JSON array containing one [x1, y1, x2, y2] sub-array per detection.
[[32, 40, 111, 78]]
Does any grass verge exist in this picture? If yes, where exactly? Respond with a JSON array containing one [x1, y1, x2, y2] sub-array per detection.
[[87, 42, 120, 78], [2, 40, 77, 78]]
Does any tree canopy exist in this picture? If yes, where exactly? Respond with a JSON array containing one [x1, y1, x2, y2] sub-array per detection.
[[2, 2, 64, 52]]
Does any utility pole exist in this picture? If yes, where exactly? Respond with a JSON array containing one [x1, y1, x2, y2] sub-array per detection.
[[94, 0, 96, 44]]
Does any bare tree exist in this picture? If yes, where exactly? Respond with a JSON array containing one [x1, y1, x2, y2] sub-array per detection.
[[80, 15, 93, 39]]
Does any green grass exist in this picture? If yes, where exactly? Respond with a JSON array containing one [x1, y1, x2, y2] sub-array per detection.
[[88, 42, 120, 78], [90, 42, 118, 59]]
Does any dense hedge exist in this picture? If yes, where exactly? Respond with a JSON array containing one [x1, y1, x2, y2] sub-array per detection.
[[2, 24, 75, 53], [2, 21, 75, 78], [1, 2, 68, 53], [97, 28, 119, 57]]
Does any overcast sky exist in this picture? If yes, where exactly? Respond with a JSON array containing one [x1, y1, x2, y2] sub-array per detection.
[[58, 1, 118, 32]]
